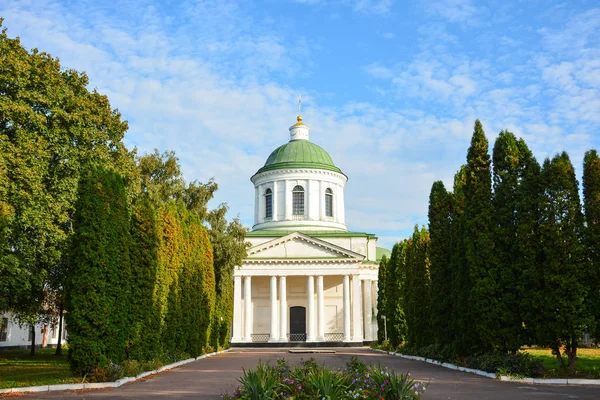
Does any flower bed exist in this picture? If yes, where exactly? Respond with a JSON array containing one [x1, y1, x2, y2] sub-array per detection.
[[224, 357, 426, 400]]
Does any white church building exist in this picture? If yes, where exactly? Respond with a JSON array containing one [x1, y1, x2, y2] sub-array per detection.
[[231, 114, 389, 346]]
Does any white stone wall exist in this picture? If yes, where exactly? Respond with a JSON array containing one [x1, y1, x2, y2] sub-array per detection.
[[251, 168, 347, 231], [247, 275, 345, 336], [0, 313, 67, 348]]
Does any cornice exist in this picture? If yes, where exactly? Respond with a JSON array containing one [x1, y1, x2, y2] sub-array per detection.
[[251, 168, 348, 184]]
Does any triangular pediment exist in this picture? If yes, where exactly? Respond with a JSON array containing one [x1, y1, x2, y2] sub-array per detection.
[[246, 232, 365, 261]]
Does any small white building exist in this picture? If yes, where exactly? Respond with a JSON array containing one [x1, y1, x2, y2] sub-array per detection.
[[0, 312, 66, 350], [231, 115, 386, 346]]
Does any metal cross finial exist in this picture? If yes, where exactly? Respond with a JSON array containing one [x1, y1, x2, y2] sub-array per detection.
[[298, 94, 302, 116]]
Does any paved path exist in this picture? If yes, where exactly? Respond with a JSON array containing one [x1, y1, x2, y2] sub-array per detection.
[[17, 348, 600, 399]]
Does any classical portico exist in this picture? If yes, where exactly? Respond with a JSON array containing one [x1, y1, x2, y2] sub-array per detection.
[[231, 115, 384, 346]]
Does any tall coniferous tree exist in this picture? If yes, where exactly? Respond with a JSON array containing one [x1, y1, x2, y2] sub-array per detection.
[[491, 131, 525, 352], [516, 140, 543, 345], [537, 152, 590, 371], [428, 181, 453, 348], [463, 120, 495, 354], [66, 167, 132, 374], [376, 255, 388, 343], [405, 226, 431, 349], [450, 166, 469, 356], [385, 241, 408, 347], [582, 150, 600, 341]]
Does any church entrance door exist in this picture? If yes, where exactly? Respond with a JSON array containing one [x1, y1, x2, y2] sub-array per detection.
[[289, 306, 306, 342]]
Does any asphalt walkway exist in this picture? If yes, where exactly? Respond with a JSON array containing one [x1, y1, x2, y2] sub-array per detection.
[[17, 348, 600, 399]]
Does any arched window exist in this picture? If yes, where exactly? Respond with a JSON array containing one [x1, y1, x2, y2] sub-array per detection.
[[292, 185, 304, 215], [265, 188, 272, 218], [325, 188, 333, 217]]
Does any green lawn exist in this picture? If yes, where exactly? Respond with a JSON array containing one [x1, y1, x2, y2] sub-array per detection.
[[0, 347, 80, 389], [523, 347, 600, 379]]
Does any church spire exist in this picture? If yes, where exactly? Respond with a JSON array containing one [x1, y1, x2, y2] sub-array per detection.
[[289, 95, 309, 141]]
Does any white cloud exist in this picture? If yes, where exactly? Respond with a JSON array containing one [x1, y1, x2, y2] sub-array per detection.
[[2, 0, 599, 244], [428, 0, 483, 23]]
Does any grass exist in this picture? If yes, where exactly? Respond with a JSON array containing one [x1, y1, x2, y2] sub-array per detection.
[[523, 347, 600, 379], [0, 347, 80, 389]]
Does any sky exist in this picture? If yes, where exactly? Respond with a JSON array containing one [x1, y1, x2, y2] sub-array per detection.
[[2, 0, 599, 249]]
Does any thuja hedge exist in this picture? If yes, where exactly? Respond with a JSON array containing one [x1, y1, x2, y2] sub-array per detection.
[[67, 166, 216, 374]]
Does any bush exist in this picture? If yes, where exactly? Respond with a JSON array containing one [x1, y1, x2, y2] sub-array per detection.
[[396, 343, 544, 377], [224, 357, 425, 400], [468, 352, 543, 377]]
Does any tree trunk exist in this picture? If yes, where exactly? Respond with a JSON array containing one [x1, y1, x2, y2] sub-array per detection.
[[30, 324, 36, 356], [551, 343, 566, 371], [55, 305, 64, 356], [566, 336, 578, 373]]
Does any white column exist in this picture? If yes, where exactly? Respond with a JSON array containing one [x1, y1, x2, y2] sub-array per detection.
[[363, 279, 373, 341], [279, 276, 287, 341], [319, 180, 325, 220], [285, 180, 291, 220], [307, 275, 315, 341], [317, 275, 325, 341], [343, 274, 351, 341], [254, 187, 259, 225], [244, 276, 252, 342], [232, 275, 243, 342], [257, 184, 263, 222], [352, 275, 363, 341], [272, 181, 278, 221], [270, 276, 278, 341]]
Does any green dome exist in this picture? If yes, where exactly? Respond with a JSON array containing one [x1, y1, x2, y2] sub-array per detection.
[[255, 140, 343, 175]]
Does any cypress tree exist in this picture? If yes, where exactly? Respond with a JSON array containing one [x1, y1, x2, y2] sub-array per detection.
[[451, 166, 469, 356], [376, 255, 388, 343], [386, 241, 408, 347], [463, 120, 495, 354], [515, 140, 542, 346], [405, 226, 431, 349], [537, 152, 590, 372], [582, 150, 600, 341], [66, 167, 132, 374], [128, 199, 161, 360], [428, 181, 453, 348], [491, 131, 525, 352]]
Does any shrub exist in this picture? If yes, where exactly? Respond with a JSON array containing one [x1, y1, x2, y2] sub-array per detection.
[[224, 358, 425, 400]]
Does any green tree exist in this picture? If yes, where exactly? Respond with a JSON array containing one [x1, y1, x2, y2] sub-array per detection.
[[582, 150, 600, 341], [376, 255, 388, 343], [514, 140, 543, 346], [491, 131, 525, 352], [127, 199, 161, 360], [463, 120, 495, 354], [536, 152, 590, 371], [404, 226, 431, 349], [385, 241, 408, 347], [207, 205, 248, 349], [450, 165, 471, 356], [428, 181, 453, 348], [66, 167, 132, 374], [0, 21, 134, 355]]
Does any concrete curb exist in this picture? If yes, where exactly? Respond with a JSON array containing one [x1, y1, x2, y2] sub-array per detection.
[[1, 348, 232, 395], [371, 348, 600, 385]]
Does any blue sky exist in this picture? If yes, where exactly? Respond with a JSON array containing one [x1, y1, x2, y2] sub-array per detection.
[[2, 0, 599, 249]]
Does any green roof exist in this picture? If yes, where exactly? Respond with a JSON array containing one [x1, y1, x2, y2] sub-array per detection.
[[376, 247, 392, 262], [254, 140, 343, 176]]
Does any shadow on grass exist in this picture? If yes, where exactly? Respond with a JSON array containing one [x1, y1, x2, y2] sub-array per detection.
[[0, 347, 79, 389]]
